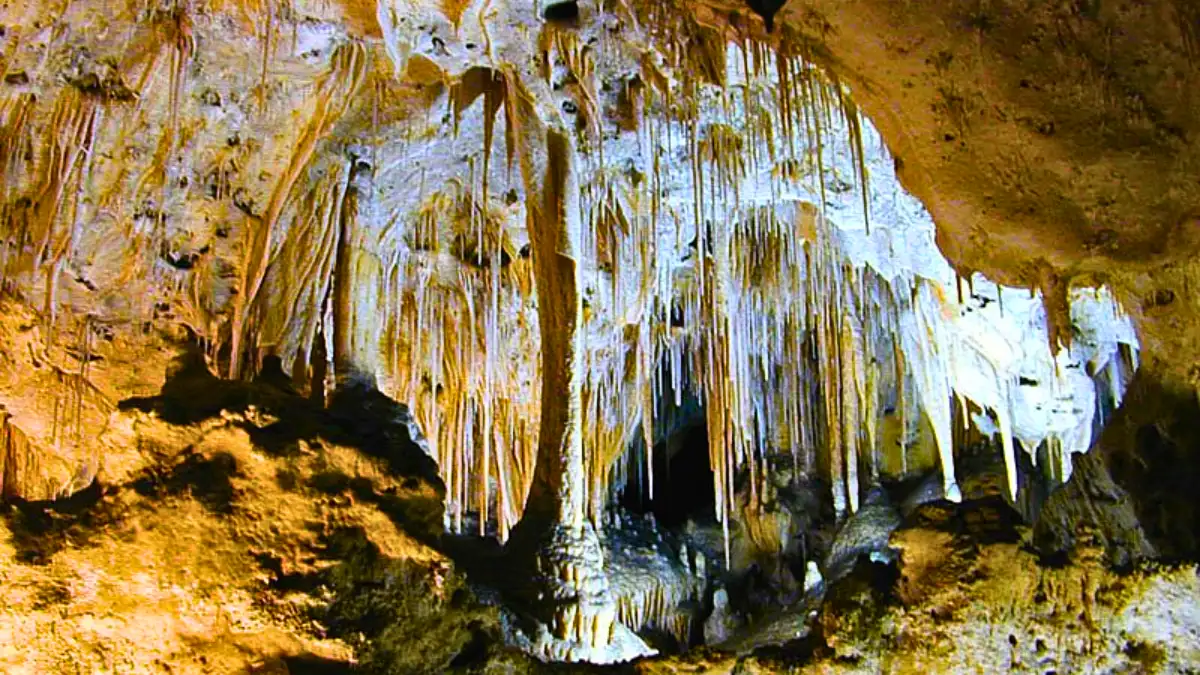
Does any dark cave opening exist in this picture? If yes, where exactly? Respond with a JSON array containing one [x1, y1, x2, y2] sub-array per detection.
[[542, 0, 579, 24], [629, 419, 716, 529], [619, 378, 716, 530]]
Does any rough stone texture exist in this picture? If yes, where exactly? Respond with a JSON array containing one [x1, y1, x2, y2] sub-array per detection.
[[1033, 449, 1156, 568], [0, 314, 1193, 672], [822, 486, 900, 583], [1041, 367, 1200, 557], [0, 331, 478, 674], [0, 301, 146, 501], [775, 0, 1200, 385], [643, 525, 1200, 673]]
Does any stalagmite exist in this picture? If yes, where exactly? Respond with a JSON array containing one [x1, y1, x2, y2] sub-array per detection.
[[496, 64, 645, 661]]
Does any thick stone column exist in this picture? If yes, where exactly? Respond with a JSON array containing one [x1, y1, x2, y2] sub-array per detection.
[[501, 69, 649, 663]]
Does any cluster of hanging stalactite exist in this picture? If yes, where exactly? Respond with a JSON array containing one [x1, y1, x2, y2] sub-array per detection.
[[364, 15, 1138, 567], [0, 0, 1138, 565], [358, 13, 885, 544]]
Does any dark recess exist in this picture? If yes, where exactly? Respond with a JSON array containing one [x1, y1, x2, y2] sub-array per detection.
[[542, 0, 579, 24], [621, 420, 716, 529]]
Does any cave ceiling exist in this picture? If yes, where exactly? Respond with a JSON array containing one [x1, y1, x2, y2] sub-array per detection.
[[779, 0, 1200, 386], [5, 0, 1196, 380]]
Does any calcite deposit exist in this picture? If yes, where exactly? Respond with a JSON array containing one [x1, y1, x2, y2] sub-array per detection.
[[0, 0, 1197, 672]]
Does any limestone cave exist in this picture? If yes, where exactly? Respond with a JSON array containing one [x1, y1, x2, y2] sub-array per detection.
[[0, 0, 1198, 672]]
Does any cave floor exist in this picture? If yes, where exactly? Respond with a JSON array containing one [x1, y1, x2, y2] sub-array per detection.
[[1, 389, 1196, 674], [0, 301, 1196, 674]]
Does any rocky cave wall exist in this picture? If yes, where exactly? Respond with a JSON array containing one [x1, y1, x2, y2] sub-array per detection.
[[772, 0, 1200, 387]]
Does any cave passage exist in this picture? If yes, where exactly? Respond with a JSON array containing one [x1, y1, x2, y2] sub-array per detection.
[[621, 415, 716, 530]]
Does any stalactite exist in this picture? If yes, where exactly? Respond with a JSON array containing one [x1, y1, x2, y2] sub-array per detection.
[[400, 11, 1139, 580], [501, 69, 588, 530], [840, 310, 863, 514], [15, 90, 99, 334], [912, 280, 962, 502], [0, 93, 35, 286], [0, 410, 43, 500], [261, 164, 350, 374], [332, 162, 374, 382]]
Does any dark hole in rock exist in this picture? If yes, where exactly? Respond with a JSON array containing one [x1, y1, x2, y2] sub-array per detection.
[[1145, 288, 1175, 309], [543, 0, 579, 23], [670, 302, 685, 328], [746, 0, 786, 32], [620, 357, 713, 529], [449, 620, 491, 667], [280, 654, 353, 675]]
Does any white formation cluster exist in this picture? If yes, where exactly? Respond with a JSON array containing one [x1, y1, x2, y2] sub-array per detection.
[[357, 0, 1144, 563], [370, 0, 1141, 582], [813, 118, 1140, 507], [580, 42, 1142, 550]]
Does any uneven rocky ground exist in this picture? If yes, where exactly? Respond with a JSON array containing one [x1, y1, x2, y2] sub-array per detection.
[[0, 299, 1196, 674]]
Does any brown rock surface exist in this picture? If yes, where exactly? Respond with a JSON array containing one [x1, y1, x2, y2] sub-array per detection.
[[773, 0, 1200, 381]]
